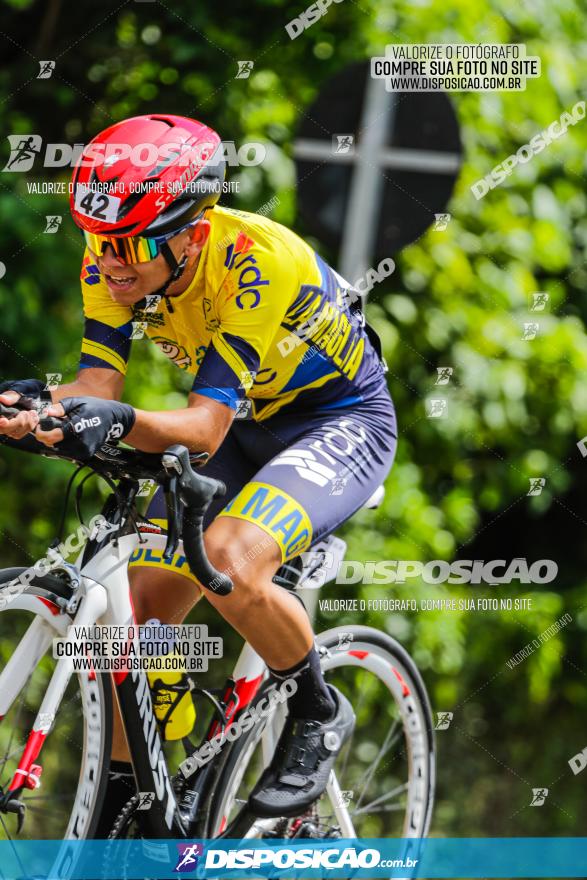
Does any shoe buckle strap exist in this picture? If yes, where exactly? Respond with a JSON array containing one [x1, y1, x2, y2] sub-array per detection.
[[289, 745, 306, 765], [278, 772, 308, 788], [291, 719, 320, 737], [286, 745, 319, 770]]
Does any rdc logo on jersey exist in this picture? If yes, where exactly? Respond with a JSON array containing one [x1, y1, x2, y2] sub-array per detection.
[[174, 843, 203, 872]]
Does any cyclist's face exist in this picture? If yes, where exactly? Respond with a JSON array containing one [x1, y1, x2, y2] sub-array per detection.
[[91, 220, 210, 305]]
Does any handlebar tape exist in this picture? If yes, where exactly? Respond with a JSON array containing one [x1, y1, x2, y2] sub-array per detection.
[[162, 444, 233, 596], [0, 404, 21, 419], [0, 401, 62, 431], [38, 417, 66, 431]]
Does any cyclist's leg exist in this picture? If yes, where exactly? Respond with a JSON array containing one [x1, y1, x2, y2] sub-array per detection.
[[200, 516, 314, 667], [203, 390, 397, 684], [200, 390, 397, 814]]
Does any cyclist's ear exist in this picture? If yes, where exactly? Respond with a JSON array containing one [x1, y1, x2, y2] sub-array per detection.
[[185, 219, 210, 257]]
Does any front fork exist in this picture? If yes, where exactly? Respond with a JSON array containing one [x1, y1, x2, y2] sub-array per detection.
[[0, 581, 107, 825]]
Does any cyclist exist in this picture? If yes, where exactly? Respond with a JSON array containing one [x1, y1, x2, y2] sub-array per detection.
[[0, 114, 397, 833]]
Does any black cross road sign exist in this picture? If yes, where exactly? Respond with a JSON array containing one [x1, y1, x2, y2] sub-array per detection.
[[293, 61, 462, 283]]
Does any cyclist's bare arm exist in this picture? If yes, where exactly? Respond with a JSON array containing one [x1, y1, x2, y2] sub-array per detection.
[[50, 367, 124, 403], [0, 367, 123, 440], [36, 392, 233, 457], [124, 393, 234, 456]]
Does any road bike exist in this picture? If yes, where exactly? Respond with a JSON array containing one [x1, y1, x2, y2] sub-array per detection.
[[0, 408, 435, 872]]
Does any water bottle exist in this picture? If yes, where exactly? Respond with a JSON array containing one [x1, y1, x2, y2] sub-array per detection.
[[142, 619, 196, 741]]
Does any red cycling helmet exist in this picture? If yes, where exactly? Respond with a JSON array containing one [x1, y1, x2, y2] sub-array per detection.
[[70, 114, 225, 238]]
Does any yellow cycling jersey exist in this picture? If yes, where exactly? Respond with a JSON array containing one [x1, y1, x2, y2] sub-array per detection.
[[80, 206, 386, 420]]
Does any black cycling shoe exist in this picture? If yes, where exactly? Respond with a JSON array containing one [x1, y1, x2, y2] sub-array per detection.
[[248, 685, 355, 818]]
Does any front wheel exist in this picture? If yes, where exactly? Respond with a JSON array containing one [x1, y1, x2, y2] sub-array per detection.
[[208, 625, 435, 843], [0, 567, 113, 840]]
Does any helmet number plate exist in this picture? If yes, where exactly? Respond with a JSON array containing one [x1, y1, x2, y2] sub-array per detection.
[[75, 183, 121, 224]]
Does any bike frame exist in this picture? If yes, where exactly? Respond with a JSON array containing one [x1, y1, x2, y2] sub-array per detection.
[[0, 497, 349, 840]]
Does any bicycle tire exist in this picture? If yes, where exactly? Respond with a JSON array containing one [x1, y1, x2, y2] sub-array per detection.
[[206, 624, 435, 841], [0, 567, 113, 841]]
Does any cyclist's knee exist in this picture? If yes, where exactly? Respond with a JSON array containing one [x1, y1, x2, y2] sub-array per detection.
[[203, 533, 251, 588], [129, 565, 201, 623], [203, 519, 281, 598]]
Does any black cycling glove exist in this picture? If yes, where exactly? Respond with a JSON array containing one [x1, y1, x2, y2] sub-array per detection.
[[0, 378, 51, 454], [54, 397, 136, 461], [0, 378, 51, 407]]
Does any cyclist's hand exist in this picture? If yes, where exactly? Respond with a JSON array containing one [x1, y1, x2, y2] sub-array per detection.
[[34, 401, 66, 446], [36, 396, 136, 460], [0, 391, 40, 439]]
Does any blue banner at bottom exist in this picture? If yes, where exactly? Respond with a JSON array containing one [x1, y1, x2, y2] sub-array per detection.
[[1, 837, 585, 879]]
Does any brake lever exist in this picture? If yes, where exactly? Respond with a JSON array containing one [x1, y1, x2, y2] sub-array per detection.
[[161, 445, 232, 595], [163, 474, 183, 561]]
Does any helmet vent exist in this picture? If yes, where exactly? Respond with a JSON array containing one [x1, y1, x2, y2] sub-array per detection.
[[117, 190, 146, 221]]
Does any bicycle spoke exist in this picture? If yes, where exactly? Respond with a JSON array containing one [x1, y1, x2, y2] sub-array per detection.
[[0, 814, 13, 846], [353, 718, 403, 811], [352, 782, 409, 816], [337, 674, 370, 782], [0, 815, 29, 880], [1, 692, 28, 776], [336, 739, 353, 787], [26, 804, 71, 814], [354, 803, 407, 814], [0, 740, 27, 779]]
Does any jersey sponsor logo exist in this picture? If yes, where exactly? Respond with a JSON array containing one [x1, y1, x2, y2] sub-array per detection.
[[270, 448, 336, 487], [219, 481, 312, 559], [151, 337, 192, 369], [129, 546, 195, 580], [202, 298, 221, 331], [235, 231, 255, 254], [131, 302, 166, 329], [270, 420, 368, 487], [251, 367, 277, 385], [285, 289, 365, 380], [224, 235, 269, 310], [224, 234, 255, 269]]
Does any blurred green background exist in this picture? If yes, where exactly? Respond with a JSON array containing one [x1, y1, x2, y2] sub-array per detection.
[[1, 0, 587, 840]]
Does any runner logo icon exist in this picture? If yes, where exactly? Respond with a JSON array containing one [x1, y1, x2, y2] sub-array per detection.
[[175, 843, 204, 872]]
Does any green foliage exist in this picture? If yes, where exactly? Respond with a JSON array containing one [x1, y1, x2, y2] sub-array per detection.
[[0, 0, 586, 838]]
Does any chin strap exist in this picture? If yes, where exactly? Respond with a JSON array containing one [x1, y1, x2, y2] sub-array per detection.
[[154, 241, 189, 314]]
